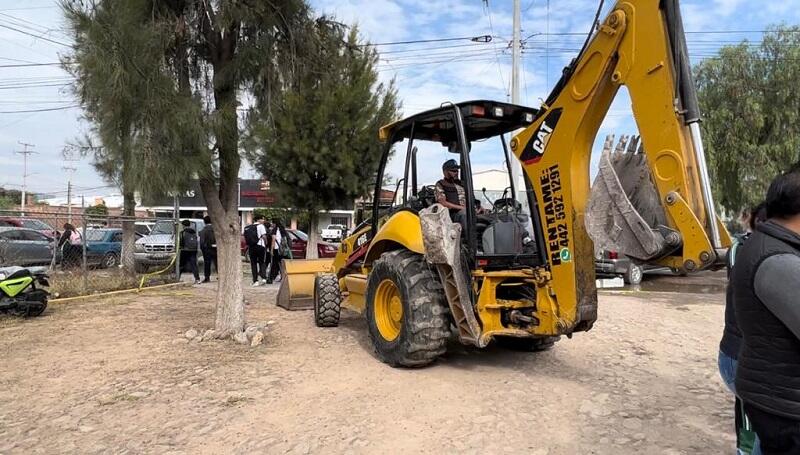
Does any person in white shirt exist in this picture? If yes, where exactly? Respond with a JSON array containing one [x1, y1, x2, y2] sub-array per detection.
[[267, 219, 287, 284], [246, 215, 269, 286]]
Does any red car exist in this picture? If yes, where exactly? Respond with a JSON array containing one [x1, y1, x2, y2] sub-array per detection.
[[240, 229, 337, 259], [0, 217, 58, 239]]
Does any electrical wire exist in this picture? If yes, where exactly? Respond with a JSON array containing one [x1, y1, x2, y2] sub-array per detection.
[[0, 104, 79, 114], [0, 23, 71, 47], [483, 0, 510, 99], [359, 35, 491, 47]]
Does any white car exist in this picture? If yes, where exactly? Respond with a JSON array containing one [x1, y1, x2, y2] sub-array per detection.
[[320, 224, 347, 243]]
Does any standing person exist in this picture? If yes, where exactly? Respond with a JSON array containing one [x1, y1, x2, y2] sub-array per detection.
[[58, 223, 81, 268], [267, 219, 289, 284], [244, 215, 268, 286], [719, 203, 766, 455], [734, 170, 800, 454], [178, 220, 200, 284], [199, 216, 217, 283]]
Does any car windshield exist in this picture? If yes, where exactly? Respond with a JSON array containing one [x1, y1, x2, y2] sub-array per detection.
[[85, 230, 107, 242], [292, 230, 308, 241], [151, 220, 174, 235], [21, 219, 52, 230]]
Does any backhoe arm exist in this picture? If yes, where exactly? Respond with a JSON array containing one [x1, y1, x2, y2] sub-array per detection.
[[512, 0, 732, 335]]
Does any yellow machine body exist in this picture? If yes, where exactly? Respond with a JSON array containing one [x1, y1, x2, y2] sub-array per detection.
[[301, 0, 730, 366]]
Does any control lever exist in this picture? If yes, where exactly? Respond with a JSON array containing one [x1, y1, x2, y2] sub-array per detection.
[[481, 187, 495, 212]]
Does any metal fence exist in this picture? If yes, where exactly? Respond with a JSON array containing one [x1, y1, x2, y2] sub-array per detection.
[[0, 208, 181, 298]]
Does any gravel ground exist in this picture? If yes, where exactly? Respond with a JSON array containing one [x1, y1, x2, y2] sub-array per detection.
[[0, 277, 733, 454]]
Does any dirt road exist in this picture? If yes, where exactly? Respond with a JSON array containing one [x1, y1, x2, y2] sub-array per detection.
[[0, 281, 733, 454]]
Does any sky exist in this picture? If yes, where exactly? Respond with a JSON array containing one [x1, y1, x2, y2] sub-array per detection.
[[1, 0, 799, 201]]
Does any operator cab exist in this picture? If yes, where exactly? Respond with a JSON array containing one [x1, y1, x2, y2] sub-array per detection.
[[374, 100, 545, 270]]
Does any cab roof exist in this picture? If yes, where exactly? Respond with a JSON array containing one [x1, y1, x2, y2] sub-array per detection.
[[379, 100, 539, 144]]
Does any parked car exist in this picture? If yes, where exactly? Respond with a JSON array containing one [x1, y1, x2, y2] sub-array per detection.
[[134, 222, 154, 237], [320, 224, 347, 243], [0, 217, 58, 239], [0, 227, 58, 266], [239, 229, 338, 260], [134, 218, 205, 273], [595, 249, 664, 285], [85, 228, 144, 268], [288, 229, 338, 259]]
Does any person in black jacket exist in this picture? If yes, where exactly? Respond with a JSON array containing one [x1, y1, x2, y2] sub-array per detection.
[[199, 216, 216, 283], [178, 220, 200, 284], [733, 170, 800, 454], [719, 203, 766, 455]]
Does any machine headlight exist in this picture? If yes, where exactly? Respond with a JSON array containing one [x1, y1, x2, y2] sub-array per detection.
[[135, 243, 145, 253]]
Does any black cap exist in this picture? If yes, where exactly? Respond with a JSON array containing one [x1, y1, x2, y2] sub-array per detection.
[[442, 159, 460, 170]]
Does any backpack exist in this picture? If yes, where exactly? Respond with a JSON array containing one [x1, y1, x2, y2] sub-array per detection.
[[69, 230, 82, 245], [244, 224, 259, 247], [181, 230, 198, 251]]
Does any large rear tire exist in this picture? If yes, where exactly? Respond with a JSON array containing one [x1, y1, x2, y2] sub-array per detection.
[[365, 250, 450, 367], [314, 273, 341, 327]]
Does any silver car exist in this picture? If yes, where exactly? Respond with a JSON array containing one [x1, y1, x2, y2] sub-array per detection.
[[0, 227, 57, 266]]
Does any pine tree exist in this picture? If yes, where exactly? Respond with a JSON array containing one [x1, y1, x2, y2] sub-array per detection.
[[246, 24, 400, 257]]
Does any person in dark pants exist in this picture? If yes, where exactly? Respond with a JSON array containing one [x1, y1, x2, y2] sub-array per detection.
[[719, 203, 766, 455], [245, 215, 268, 286], [199, 215, 216, 283], [267, 219, 288, 284], [178, 219, 200, 284], [733, 170, 800, 454], [57, 223, 81, 269]]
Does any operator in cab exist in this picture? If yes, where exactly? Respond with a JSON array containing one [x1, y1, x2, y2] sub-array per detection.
[[435, 159, 468, 231]]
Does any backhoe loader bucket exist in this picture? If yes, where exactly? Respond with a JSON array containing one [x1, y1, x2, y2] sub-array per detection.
[[586, 135, 674, 261], [276, 259, 334, 311]]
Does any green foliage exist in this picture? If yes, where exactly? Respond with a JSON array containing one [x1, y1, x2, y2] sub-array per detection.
[[85, 203, 109, 218], [695, 26, 800, 215], [245, 23, 400, 213], [0, 188, 21, 209]]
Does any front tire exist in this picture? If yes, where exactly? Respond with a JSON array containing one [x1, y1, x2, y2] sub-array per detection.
[[314, 274, 342, 327], [365, 250, 450, 367], [624, 263, 643, 285], [102, 252, 119, 269]]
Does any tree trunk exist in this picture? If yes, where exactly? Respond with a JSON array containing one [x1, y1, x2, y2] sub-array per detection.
[[121, 191, 136, 272], [213, 212, 244, 336], [307, 210, 320, 259]]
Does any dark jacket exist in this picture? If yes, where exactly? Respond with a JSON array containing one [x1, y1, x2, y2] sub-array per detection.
[[199, 224, 216, 251], [719, 233, 748, 358], [733, 221, 800, 419], [435, 178, 465, 213]]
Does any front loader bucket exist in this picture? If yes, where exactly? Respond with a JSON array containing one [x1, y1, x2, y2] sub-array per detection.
[[276, 259, 334, 311], [586, 135, 674, 261]]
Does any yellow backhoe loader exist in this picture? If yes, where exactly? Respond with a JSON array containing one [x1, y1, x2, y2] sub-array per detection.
[[279, 0, 732, 367]]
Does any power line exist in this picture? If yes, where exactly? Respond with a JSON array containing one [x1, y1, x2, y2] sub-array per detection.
[[0, 62, 68, 68], [0, 105, 79, 114], [483, 0, 510, 100], [360, 35, 492, 47], [0, 23, 71, 47]]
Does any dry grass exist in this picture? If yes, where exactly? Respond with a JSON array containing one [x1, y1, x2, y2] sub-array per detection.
[[49, 268, 176, 299]]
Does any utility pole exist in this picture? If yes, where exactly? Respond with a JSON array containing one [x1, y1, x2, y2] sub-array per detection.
[[510, 0, 528, 211], [62, 147, 79, 224], [15, 141, 36, 216], [62, 166, 77, 223]]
